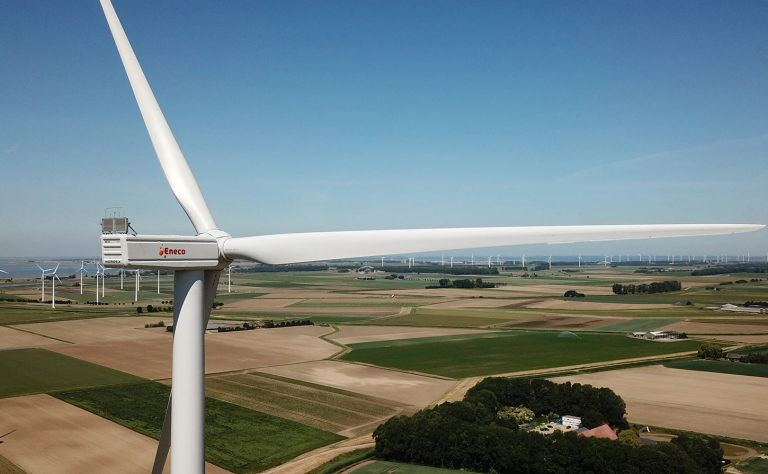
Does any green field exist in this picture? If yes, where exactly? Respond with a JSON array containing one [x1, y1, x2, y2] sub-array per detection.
[[596, 318, 678, 332], [0, 348, 143, 398], [351, 461, 460, 473], [54, 381, 343, 474], [737, 457, 768, 474], [341, 331, 703, 378], [663, 359, 768, 378]]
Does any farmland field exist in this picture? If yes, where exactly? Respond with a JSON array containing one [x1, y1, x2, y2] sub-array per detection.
[[205, 371, 406, 436], [54, 381, 343, 473], [341, 331, 702, 378], [0, 348, 142, 398], [737, 457, 768, 474], [663, 359, 768, 378]]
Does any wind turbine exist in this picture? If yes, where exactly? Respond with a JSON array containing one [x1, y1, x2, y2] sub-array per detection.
[[36, 264, 50, 301], [450, 255, 453, 268], [120, 268, 124, 289], [77, 261, 88, 294], [158, 270, 161, 294], [548, 254, 552, 269], [227, 265, 232, 293], [96, 2, 764, 473], [578, 254, 581, 268], [488, 256, 492, 267]]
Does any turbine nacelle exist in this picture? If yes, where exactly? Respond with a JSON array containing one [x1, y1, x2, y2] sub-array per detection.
[[100, 233, 232, 270]]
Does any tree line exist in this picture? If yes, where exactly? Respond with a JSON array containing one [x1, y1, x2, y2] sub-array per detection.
[[691, 263, 768, 276], [612, 281, 681, 294], [373, 377, 723, 474], [427, 278, 497, 289], [241, 264, 330, 273]]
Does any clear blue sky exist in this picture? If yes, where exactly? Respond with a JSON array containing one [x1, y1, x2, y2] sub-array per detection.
[[1, 0, 766, 258]]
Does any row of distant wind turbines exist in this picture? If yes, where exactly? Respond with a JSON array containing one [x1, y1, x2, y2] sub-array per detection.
[[33, 262, 234, 309], [394, 252, 768, 270]]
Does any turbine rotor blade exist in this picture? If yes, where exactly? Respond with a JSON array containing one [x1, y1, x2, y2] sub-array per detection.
[[99, 0, 217, 234], [222, 224, 764, 265]]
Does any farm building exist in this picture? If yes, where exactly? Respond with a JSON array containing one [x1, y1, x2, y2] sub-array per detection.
[[644, 331, 681, 340], [561, 415, 581, 428], [725, 353, 742, 361], [577, 424, 618, 440]]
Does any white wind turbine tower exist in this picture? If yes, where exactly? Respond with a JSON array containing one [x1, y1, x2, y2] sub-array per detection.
[[100, 263, 106, 298], [96, 2, 764, 472], [134, 270, 141, 302], [36, 264, 51, 301], [522, 255, 525, 268], [49, 264, 62, 309], [227, 265, 232, 293], [488, 256, 492, 267], [158, 270, 161, 294], [95, 264, 101, 304], [578, 254, 581, 268], [548, 255, 552, 269], [450, 256, 453, 268], [497, 254, 501, 265], [77, 261, 88, 294], [120, 268, 124, 289]]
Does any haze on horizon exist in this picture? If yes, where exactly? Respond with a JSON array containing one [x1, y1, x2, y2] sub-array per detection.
[[1, 0, 766, 258]]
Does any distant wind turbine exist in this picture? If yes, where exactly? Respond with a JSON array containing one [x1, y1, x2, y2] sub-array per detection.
[[49, 264, 62, 309], [77, 261, 88, 294]]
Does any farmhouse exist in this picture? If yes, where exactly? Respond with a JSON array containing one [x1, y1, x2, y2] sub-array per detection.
[[725, 353, 742, 362], [577, 424, 618, 440]]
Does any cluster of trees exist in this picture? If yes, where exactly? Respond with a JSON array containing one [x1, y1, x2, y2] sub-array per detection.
[[373, 377, 722, 474], [691, 264, 768, 276], [564, 290, 585, 297], [144, 321, 165, 328], [744, 301, 768, 307], [612, 281, 681, 295], [427, 278, 497, 289], [384, 274, 406, 280], [740, 352, 768, 364], [697, 344, 723, 360], [263, 319, 314, 328], [137, 304, 173, 314], [42, 299, 72, 305], [0, 297, 39, 303]]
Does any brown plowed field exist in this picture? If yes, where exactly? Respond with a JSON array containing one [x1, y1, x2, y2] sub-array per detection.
[[0, 394, 229, 474], [550, 366, 768, 442], [50, 326, 338, 379], [328, 326, 491, 345], [258, 360, 455, 407], [503, 315, 622, 330], [11, 317, 172, 344]]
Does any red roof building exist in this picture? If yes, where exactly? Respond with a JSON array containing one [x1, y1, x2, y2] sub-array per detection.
[[577, 424, 618, 440]]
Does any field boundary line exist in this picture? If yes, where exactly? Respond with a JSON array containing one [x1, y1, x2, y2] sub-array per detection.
[[4, 325, 75, 344]]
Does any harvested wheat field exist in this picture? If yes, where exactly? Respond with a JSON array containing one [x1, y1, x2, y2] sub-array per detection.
[[551, 365, 768, 442], [0, 394, 228, 474], [328, 325, 491, 345], [11, 317, 172, 344], [525, 300, 673, 310], [658, 321, 768, 335], [498, 285, 616, 296], [258, 360, 455, 407], [0, 326, 65, 350], [222, 298, 305, 310], [51, 326, 338, 379], [205, 371, 408, 437], [503, 315, 623, 330]]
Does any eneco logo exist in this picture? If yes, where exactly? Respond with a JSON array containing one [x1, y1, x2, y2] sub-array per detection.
[[159, 246, 186, 258]]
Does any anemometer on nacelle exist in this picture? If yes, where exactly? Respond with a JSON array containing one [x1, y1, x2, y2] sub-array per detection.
[[100, 207, 223, 271]]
